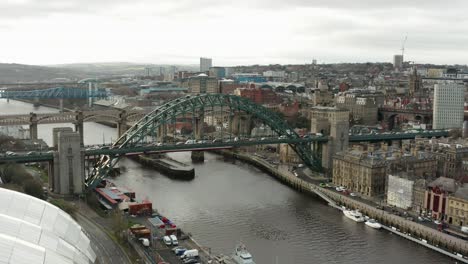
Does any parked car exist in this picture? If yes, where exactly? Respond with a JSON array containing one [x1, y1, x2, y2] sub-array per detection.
[[6, 151, 16, 156], [350, 192, 357, 197], [185, 140, 196, 144], [170, 235, 178, 245], [183, 257, 200, 264], [163, 236, 172, 246], [172, 247, 187, 256], [139, 238, 150, 247]]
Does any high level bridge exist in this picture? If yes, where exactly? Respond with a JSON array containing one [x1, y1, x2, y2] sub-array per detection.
[[0, 109, 149, 141]]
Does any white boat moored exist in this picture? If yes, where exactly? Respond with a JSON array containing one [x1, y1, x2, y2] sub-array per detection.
[[365, 219, 382, 229], [343, 209, 365, 222]]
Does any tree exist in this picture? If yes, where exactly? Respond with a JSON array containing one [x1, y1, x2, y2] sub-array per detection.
[[23, 179, 44, 199], [50, 198, 77, 217], [111, 210, 128, 241]]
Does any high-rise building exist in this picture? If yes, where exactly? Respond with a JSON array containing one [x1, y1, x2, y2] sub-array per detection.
[[200, 57, 212, 72], [433, 82, 464, 129], [393, 54, 403, 70]]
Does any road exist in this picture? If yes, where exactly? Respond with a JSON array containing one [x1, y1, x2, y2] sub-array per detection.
[[75, 211, 131, 264]]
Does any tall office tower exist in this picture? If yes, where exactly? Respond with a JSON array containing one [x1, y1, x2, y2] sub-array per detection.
[[433, 82, 465, 129], [393, 54, 403, 70], [200, 57, 212, 72]]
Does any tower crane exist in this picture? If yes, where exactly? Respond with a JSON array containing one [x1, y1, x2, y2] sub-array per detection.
[[401, 35, 408, 57]]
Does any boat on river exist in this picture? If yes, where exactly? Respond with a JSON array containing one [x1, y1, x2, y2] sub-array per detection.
[[343, 209, 366, 222], [365, 219, 382, 229], [232, 243, 256, 264]]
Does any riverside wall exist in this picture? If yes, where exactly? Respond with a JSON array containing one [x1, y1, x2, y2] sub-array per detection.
[[226, 151, 468, 257]]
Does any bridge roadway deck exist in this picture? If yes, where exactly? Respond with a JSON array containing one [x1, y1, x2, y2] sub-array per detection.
[[0, 137, 325, 163], [0, 130, 450, 164]]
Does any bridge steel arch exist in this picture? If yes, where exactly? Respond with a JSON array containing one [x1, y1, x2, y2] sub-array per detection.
[[86, 94, 322, 189]]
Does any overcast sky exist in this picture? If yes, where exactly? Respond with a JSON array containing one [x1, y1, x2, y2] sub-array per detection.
[[1, 0, 467, 66]]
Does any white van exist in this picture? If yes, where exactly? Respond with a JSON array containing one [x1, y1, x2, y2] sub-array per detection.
[[180, 249, 199, 259], [170, 234, 178, 245], [163, 235, 172, 246], [461, 226, 468, 233]]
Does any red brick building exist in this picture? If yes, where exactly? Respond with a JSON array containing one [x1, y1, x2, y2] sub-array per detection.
[[236, 87, 279, 105]]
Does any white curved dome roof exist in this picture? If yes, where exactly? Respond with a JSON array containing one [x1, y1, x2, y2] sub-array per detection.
[[0, 188, 96, 264]]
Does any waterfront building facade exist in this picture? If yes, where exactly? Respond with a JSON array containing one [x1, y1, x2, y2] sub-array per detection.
[[446, 184, 468, 226]]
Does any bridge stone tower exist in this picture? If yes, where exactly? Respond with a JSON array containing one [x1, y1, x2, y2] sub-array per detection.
[[52, 131, 85, 195], [74, 111, 84, 146], [310, 107, 349, 174], [231, 113, 252, 136], [191, 113, 205, 162]]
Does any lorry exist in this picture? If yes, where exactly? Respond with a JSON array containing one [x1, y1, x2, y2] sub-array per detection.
[[180, 249, 199, 259]]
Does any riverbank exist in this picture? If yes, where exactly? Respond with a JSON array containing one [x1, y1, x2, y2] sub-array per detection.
[[220, 149, 468, 262]]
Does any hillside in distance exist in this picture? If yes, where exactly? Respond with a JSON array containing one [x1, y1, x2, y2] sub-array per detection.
[[0, 62, 199, 83], [52, 62, 199, 75], [0, 63, 89, 83]]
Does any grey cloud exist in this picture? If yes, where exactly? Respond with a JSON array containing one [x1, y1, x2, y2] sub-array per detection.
[[0, 0, 132, 18]]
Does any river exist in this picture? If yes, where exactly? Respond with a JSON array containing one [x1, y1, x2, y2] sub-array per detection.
[[0, 100, 454, 264]]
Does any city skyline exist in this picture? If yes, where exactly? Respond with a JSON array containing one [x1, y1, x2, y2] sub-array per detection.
[[0, 0, 467, 66]]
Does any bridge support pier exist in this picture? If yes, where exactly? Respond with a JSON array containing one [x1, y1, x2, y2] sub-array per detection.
[[59, 99, 64, 112], [29, 113, 38, 140], [191, 115, 205, 162], [33, 97, 40, 107], [117, 110, 128, 138], [191, 151, 205, 162]]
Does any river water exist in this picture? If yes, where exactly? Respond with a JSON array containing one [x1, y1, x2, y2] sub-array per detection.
[[0, 100, 454, 264]]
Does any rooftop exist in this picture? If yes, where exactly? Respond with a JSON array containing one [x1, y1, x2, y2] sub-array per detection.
[[428, 177, 457, 193], [0, 188, 96, 264]]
